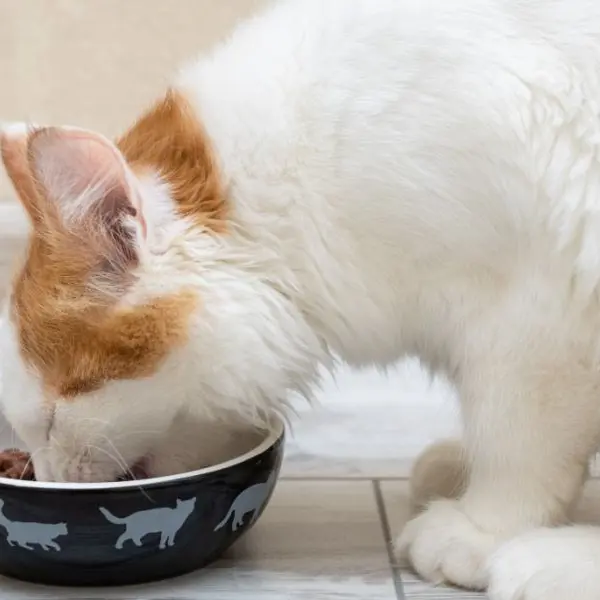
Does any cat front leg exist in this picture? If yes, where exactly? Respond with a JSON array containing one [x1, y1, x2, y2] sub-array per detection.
[[159, 532, 168, 549], [398, 346, 599, 591]]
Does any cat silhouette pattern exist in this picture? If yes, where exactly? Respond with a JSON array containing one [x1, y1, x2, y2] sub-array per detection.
[[0, 499, 68, 551], [214, 471, 277, 532], [99, 497, 197, 550]]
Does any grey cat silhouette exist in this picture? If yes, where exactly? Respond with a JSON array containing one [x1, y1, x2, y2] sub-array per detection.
[[99, 497, 196, 550], [214, 471, 277, 532], [0, 499, 68, 551]]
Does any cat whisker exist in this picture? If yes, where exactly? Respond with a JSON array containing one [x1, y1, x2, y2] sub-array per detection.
[[86, 444, 153, 502], [20, 446, 51, 481], [93, 435, 151, 482], [49, 435, 69, 459], [85, 443, 131, 477], [91, 435, 133, 471]]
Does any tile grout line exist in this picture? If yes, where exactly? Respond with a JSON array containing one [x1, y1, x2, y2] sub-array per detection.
[[373, 480, 407, 600]]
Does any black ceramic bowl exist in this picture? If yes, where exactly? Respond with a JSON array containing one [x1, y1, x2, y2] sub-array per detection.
[[0, 418, 284, 587]]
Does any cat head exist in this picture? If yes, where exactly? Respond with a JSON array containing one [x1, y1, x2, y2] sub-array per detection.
[[0, 91, 322, 483], [0, 116, 198, 482], [0, 92, 232, 483]]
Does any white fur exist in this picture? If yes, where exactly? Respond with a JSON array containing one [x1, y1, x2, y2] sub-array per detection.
[[489, 527, 600, 600], [3, 0, 600, 596]]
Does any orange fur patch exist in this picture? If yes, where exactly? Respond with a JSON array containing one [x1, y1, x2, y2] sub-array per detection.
[[117, 89, 227, 232], [11, 229, 197, 397], [14, 281, 196, 398], [2, 126, 198, 399]]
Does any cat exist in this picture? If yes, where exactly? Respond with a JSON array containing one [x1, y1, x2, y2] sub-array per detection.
[[99, 498, 196, 550], [214, 471, 277, 532], [0, 499, 68, 551], [4, 0, 600, 597]]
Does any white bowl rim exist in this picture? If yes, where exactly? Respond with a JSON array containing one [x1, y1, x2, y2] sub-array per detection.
[[0, 416, 285, 491]]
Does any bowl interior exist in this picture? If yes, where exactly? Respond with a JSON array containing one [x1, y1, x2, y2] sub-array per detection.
[[0, 415, 285, 491]]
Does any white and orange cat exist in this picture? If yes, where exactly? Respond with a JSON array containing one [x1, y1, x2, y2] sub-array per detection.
[[3, 0, 600, 597]]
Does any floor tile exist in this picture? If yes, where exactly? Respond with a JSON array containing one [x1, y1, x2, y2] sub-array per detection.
[[379, 481, 485, 600], [381, 479, 600, 599], [0, 481, 398, 599]]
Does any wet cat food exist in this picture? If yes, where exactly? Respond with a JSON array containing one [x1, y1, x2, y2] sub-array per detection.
[[0, 448, 35, 480]]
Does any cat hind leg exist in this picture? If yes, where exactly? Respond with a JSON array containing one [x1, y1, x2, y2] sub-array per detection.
[[410, 439, 468, 511], [232, 513, 244, 532]]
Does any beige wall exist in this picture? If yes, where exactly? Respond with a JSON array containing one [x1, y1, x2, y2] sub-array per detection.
[[0, 0, 268, 291], [0, 0, 268, 196]]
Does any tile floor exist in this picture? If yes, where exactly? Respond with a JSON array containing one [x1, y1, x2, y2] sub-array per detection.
[[1, 360, 599, 599]]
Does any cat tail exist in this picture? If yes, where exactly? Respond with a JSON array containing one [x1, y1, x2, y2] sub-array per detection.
[[214, 506, 234, 531], [99, 507, 126, 524]]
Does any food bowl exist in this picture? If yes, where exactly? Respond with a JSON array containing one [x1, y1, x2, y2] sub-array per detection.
[[0, 417, 284, 587]]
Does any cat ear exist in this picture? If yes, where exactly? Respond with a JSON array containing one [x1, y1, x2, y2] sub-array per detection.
[[26, 126, 147, 266], [0, 123, 43, 225]]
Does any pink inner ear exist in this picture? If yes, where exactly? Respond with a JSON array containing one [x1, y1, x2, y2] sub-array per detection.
[[26, 126, 145, 266], [27, 127, 133, 214]]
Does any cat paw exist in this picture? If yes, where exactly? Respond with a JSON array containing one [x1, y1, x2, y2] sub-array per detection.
[[488, 527, 600, 600], [396, 499, 497, 590]]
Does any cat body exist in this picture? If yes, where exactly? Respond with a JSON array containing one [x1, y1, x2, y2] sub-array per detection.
[[99, 498, 196, 550], [3, 0, 600, 597], [0, 499, 67, 551]]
